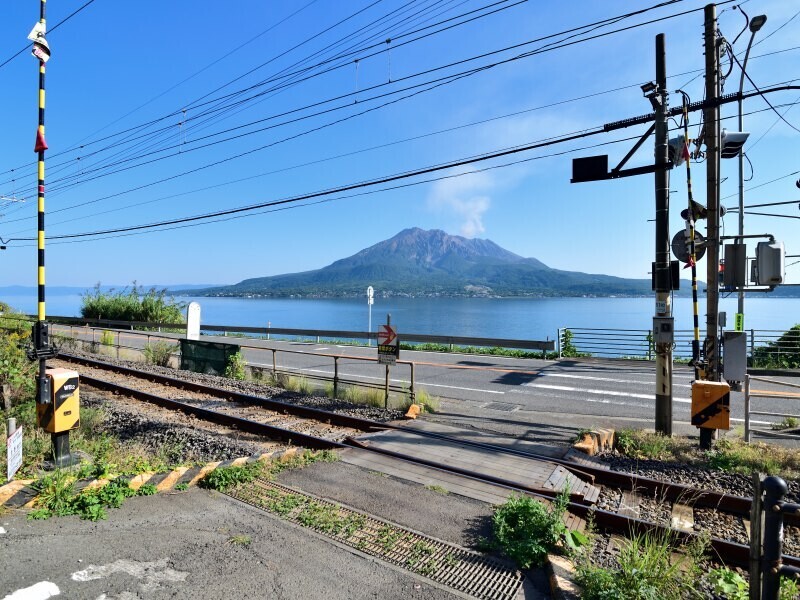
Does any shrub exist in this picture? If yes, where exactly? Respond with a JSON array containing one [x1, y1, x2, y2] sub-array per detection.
[[491, 491, 574, 568], [81, 284, 185, 328], [0, 330, 37, 405], [224, 351, 247, 380], [100, 330, 115, 346], [142, 341, 176, 367], [752, 324, 800, 368]]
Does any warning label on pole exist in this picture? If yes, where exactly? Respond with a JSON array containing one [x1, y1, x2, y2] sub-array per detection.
[[377, 324, 399, 365]]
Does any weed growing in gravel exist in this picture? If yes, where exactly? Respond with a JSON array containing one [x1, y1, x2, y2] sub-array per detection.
[[425, 485, 449, 495], [576, 530, 707, 600], [490, 489, 584, 568], [707, 439, 800, 477], [142, 341, 176, 367], [174, 482, 189, 492], [283, 376, 312, 395], [99, 330, 115, 346], [224, 351, 247, 380]]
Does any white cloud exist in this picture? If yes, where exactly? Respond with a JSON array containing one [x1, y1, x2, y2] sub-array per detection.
[[427, 170, 494, 237]]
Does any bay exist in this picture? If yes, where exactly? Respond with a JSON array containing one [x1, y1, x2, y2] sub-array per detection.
[[4, 293, 799, 341]]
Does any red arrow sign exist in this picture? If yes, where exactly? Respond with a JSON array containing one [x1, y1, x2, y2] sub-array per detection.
[[378, 325, 397, 346]]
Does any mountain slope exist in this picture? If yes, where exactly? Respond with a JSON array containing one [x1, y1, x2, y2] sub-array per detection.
[[194, 228, 654, 297]]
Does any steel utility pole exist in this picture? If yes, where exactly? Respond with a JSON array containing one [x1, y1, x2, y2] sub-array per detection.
[[654, 33, 673, 436], [702, 3, 721, 448]]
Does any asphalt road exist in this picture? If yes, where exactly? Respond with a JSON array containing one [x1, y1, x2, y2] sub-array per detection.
[[55, 326, 800, 439]]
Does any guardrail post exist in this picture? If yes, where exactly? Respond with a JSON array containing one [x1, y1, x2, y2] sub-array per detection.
[[750, 472, 763, 600], [272, 349, 277, 379], [116, 331, 120, 359], [745, 375, 752, 443], [410, 362, 415, 404], [333, 356, 339, 400], [761, 476, 789, 600], [750, 328, 755, 366], [557, 329, 562, 359]]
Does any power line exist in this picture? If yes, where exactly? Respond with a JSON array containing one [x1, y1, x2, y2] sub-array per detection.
[[0, 0, 516, 182], [3, 0, 724, 202], [0, 0, 99, 70], [731, 52, 800, 134]]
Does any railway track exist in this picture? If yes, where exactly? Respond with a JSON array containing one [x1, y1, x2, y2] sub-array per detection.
[[57, 353, 800, 571]]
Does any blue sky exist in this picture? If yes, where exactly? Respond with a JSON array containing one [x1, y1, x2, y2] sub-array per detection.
[[0, 0, 797, 287]]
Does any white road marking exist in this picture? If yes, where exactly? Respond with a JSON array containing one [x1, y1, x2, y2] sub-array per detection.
[[0, 526, 5, 534], [731, 417, 773, 425], [542, 373, 692, 389], [315, 347, 329, 351], [3, 582, 60, 600], [72, 559, 187, 594], [419, 382, 505, 394], [519, 382, 692, 403]]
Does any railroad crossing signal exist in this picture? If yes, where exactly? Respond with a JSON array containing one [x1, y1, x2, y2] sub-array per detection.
[[377, 320, 399, 366]]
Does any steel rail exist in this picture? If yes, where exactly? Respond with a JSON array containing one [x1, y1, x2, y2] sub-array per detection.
[[59, 353, 389, 433], [78, 373, 346, 451], [343, 438, 800, 571], [59, 354, 800, 568]]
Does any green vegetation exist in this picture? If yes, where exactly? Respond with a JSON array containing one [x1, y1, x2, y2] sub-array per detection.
[[399, 341, 557, 360], [772, 416, 800, 431], [425, 484, 449, 495], [136, 483, 158, 496], [614, 428, 800, 480], [174, 482, 189, 491], [560, 328, 588, 358], [0, 327, 36, 407], [201, 450, 338, 492], [707, 566, 798, 600], [99, 330, 115, 346], [489, 490, 585, 569], [142, 341, 176, 367], [224, 350, 247, 380], [227, 534, 252, 546], [29, 474, 139, 522], [576, 530, 707, 600], [324, 383, 385, 407], [81, 284, 186, 327], [752, 324, 800, 368]]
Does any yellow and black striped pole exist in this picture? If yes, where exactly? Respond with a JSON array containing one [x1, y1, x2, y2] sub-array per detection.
[[34, 0, 50, 406]]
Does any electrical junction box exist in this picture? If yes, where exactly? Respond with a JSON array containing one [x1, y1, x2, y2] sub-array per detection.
[[37, 368, 80, 434], [756, 241, 784, 286], [691, 380, 730, 430], [723, 331, 747, 383], [653, 317, 674, 344], [723, 244, 747, 288]]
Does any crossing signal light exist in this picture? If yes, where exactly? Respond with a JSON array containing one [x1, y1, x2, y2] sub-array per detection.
[[681, 200, 707, 222]]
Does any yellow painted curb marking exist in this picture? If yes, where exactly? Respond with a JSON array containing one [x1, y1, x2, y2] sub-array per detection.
[[0, 480, 35, 506], [157, 467, 189, 492]]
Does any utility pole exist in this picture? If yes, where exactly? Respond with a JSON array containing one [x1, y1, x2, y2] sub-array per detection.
[[654, 33, 673, 436], [702, 3, 721, 448]]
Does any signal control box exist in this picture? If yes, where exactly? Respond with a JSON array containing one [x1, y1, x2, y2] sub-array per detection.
[[37, 368, 80, 433], [653, 317, 674, 344], [691, 380, 730, 430]]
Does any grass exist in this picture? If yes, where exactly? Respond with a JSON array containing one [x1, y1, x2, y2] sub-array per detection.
[[201, 450, 339, 492], [425, 484, 449, 495], [29, 474, 139, 522], [142, 341, 176, 367], [772, 416, 800, 431], [576, 530, 708, 600], [614, 428, 800, 479], [227, 534, 252, 546], [81, 284, 185, 327]]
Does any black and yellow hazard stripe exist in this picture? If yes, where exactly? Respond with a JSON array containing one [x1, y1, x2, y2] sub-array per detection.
[[37, 2, 47, 323]]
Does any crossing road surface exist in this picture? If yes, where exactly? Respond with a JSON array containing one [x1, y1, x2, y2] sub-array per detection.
[[57, 326, 800, 436]]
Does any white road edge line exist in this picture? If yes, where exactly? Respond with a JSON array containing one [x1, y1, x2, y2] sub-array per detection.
[[516, 382, 692, 403], [542, 373, 692, 388]]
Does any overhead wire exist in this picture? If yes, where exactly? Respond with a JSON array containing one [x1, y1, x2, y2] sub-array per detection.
[[3, 0, 727, 203]]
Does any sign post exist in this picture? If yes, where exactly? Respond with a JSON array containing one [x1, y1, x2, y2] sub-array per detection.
[[367, 286, 374, 346], [7, 420, 23, 481], [377, 315, 399, 408]]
